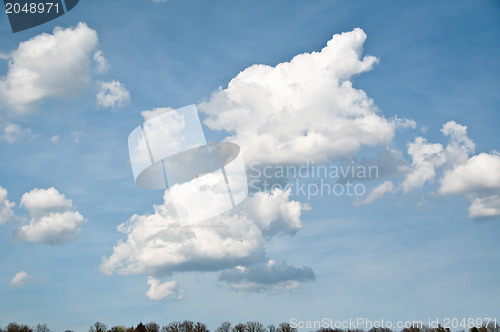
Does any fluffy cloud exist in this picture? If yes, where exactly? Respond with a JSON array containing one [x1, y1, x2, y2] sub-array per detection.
[[439, 153, 500, 195], [399, 121, 500, 219], [400, 137, 446, 192], [145, 277, 183, 301], [439, 153, 500, 218], [101, 188, 305, 277], [93, 51, 109, 73], [361, 120, 500, 219], [199, 28, 407, 165], [16, 188, 86, 244], [1, 123, 31, 144], [0, 23, 101, 114], [468, 195, 500, 219], [219, 260, 315, 293], [440, 120, 476, 166], [0, 187, 15, 225], [400, 121, 475, 192], [235, 189, 304, 238], [96, 80, 130, 108], [10, 271, 33, 287], [101, 188, 312, 298]]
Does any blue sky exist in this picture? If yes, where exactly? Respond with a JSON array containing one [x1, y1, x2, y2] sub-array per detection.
[[0, 0, 499, 331]]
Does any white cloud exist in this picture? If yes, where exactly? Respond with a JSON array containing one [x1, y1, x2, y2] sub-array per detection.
[[1, 123, 31, 144], [145, 277, 183, 301], [393, 117, 417, 130], [468, 195, 500, 219], [396, 121, 500, 219], [100, 188, 307, 279], [0, 23, 99, 114], [141, 107, 174, 122], [439, 152, 500, 219], [219, 260, 315, 294], [0, 187, 16, 225], [50, 135, 60, 144], [359, 181, 394, 205], [400, 137, 446, 192], [439, 153, 500, 195], [198, 28, 405, 165], [10, 271, 33, 287], [16, 188, 86, 245], [93, 50, 109, 73], [96, 80, 130, 108], [364, 120, 500, 219], [400, 121, 475, 193], [441, 121, 475, 166], [236, 189, 305, 238]]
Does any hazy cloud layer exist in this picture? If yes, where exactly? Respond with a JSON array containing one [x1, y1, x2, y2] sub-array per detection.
[[0, 123, 31, 144], [219, 260, 315, 293]]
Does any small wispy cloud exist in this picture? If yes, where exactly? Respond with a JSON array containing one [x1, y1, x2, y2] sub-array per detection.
[[10, 271, 33, 287]]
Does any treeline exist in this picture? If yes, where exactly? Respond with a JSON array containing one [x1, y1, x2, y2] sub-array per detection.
[[0, 321, 294, 332], [0, 321, 498, 332]]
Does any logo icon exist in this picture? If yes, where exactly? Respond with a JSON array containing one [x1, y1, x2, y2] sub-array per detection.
[[128, 105, 248, 226]]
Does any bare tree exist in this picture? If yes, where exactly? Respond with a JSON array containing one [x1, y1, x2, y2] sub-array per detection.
[[216, 322, 232, 332], [162, 322, 180, 332], [402, 327, 422, 332], [246, 322, 266, 332], [6, 323, 33, 332], [183, 321, 195, 332], [368, 328, 393, 332], [109, 326, 127, 332], [317, 329, 343, 332], [35, 325, 51, 332], [89, 322, 108, 332], [194, 323, 209, 332], [233, 324, 246, 332], [478, 322, 499, 332], [146, 323, 160, 332], [277, 323, 296, 332]]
